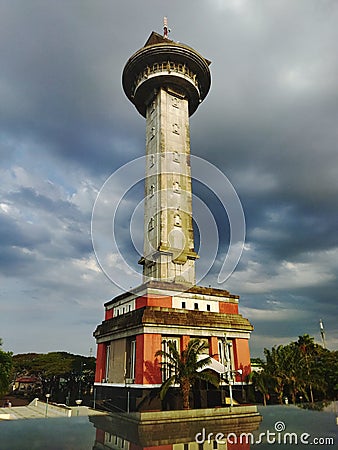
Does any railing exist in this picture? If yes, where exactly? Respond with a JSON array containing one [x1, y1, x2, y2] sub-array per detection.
[[132, 61, 199, 96]]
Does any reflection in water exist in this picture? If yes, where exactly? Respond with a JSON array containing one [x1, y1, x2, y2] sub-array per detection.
[[0, 404, 336, 449], [90, 406, 261, 450]]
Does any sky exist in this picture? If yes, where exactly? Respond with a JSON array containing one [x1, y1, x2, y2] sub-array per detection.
[[1, 0, 337, 358]]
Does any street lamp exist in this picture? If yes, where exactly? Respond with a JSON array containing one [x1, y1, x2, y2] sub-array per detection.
[[222, 336, 234, 409], [75, 399, 82, 416], [45, 393, 51, 417], [78, 362, 86, 400]]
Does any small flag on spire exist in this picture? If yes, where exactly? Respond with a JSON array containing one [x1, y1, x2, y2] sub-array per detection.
[[163, 17, 170, 39]]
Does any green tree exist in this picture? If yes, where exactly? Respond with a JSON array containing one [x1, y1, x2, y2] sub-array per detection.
[[155, 338, 219, 409], [12, 352, 95, 404], [322, 350, 338, 398], [256, 335, 337, 405], [295, 334, 326, 403], [0, 339, 13, 397], [263, 345, 286, 404], [250, 369, 270, 406]]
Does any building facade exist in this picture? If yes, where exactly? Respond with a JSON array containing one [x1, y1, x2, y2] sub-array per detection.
[[94, 29, 254, 411]]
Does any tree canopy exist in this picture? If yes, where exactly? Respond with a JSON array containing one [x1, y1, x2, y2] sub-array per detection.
[[252, 335, 338, 405], [0, 339, 13, 397], [11, 351, 95, 405]]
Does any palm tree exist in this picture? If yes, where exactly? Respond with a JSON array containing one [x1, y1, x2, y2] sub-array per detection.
[[155, 338, 219, 409], [264, 345, 286, 404], [251, 369, 270, 406], [296, 334, 322, 403]]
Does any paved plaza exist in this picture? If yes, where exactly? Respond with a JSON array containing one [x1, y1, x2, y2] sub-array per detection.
[[0, 398, 106, 420]]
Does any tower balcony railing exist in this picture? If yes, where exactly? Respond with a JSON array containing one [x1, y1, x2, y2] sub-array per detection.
[[132, 61, 200, 98]]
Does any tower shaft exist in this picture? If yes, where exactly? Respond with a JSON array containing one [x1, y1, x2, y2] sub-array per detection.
[[140, 87, 197, 284], [122, 30, 211, 285]]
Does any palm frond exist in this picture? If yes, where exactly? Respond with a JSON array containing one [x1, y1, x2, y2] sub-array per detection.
[[195, 355, 212, 370], [194, 370, 219, 388], [158, 375, 176, 400]]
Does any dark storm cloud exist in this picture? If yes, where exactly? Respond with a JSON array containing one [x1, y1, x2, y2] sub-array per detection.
[[8, 187, 82, 221], [1, 0, 338, 354], [0, 0, 144, 175], [0, 209, 50, 250]]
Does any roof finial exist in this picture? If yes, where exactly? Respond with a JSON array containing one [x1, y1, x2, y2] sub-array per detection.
[[163, 17, 170, 39]]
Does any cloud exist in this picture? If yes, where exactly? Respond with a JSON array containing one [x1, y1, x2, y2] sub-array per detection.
[[0, 0, 337, 357]]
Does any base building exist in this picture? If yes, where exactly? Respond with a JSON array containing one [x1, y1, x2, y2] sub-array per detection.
[[94, 28, 254, 411]]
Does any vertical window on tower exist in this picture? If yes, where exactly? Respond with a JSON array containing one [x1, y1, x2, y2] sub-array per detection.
[[150, 154, 155, 167], [182, 301, 186, 308], [173, 151, 180, 162], [172, 123, 180, 134], [150, 184, 155, 197], [207, 304, 211, 312], [148, 217, 155, 231], [174, 214, 181, 227], [173, 181, 180, 193], [194, 303, 199, 310], [172, 96, 180, 109]]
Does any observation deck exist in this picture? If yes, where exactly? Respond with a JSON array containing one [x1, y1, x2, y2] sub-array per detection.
[[122, 32, 211, 117]]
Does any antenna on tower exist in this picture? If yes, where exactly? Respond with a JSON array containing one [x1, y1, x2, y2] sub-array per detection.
[[319, 319, 326, 348], [163, 17, 170, 39]]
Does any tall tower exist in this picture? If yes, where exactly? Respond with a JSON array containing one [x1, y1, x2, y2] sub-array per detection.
[[122, 31, 211, 285], [93, 26, 254, 412]]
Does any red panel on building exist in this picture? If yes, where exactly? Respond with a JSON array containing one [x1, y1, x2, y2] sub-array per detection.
[[95, 343, 107, 383], [136, 334, 162, 384], [233, 338, 251, 380], [181, 335, 190, 352], [95, 428, 105, 444], [105, 308, 113, 320], [209, 336, 219, 360], [136, 295, 172, 309], [219, 302, 238, 314]]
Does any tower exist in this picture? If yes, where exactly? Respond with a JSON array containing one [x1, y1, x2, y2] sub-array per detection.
[[93, 26, 254, 412], [122, 31, 211, 285]]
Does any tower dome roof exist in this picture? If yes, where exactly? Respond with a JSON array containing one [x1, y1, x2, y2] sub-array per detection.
[[122, 32, 211, 117]]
